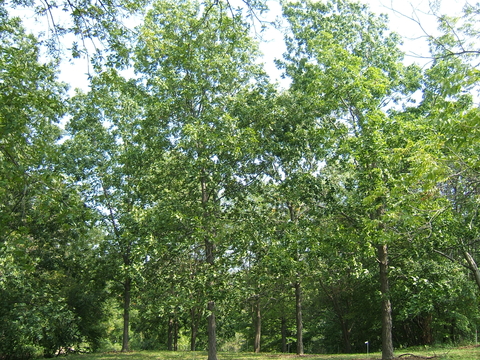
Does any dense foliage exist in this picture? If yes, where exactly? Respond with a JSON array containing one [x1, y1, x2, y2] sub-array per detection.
[[1, 1, 479, 360]]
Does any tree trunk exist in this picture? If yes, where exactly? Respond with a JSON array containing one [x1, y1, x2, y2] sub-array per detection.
[[378, 244, 393, 360], [121, 277, 131, 352], [202, 172, 217, 360], [254, 298, 261, 353], [340, 318, 352, 353], [463, 251, 480, 290], [420, 314, 433, 345], [168, 316, 179, 351], [287, 203, 304, 355], [295, 281, 304, 355], [190, 307, 199, 351], [168, 317, 173, 351], [281, 317, 287, 353], [174, 319, 178, 351], [205, 238, 217, 360], [207, 301, 217, 360]]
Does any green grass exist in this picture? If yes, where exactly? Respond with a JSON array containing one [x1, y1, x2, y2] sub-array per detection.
[[69, 345, 480, 360]]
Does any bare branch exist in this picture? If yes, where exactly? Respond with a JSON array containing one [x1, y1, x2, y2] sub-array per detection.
[[433, 249, 471, 270]]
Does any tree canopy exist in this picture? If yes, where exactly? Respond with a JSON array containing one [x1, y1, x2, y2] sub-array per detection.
[[1, 1, 480, 360]]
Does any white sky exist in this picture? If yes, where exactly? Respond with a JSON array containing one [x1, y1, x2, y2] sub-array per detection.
[[362, 0, 467, 63], [11, 0, 467, 90], [259, 0, 468, 85]]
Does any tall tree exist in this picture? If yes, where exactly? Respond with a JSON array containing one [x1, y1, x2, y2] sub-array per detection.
[[133, 1, 267, 357], [0, 11, 109, 358], [279, 1, 426, 358], [63, 69, 149, 352], [238, 72, 329, 355], [418, 4, 480, 294]]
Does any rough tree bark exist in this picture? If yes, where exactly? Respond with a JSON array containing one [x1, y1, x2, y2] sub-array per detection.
[[281, 316, 287, 353], [174, 320, 178, 351], [207, 301, 217, 360], [295, 281, 304, 355], [205, 236, 217, 360], [121, 277, 131, 352], [463, 251, 480, 290], [287, 203, 304, 355], [168, 318, 173, 351], [202, 172, 217, 360], [378, 244, 393, 360], [190, 307, 201, 351], [253, 297, 261, 353], [340, 316, 352, 353], [167, 316, 178, 351]]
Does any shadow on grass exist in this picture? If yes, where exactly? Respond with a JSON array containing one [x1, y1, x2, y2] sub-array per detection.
[[69, 346, 480, 360]]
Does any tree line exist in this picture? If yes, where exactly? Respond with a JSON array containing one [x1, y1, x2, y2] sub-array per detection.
[[1, 1, 480, 360]]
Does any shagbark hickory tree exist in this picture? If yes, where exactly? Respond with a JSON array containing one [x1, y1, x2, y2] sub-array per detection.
[[63, 69, 150, 352], [279, 0, 426, 358], [133, 1, 268, 358], [418, 4, 480, 293], [4, 0, 480, 356]]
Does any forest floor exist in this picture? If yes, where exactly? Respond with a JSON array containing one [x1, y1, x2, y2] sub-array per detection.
[[71, 345, 480, 360]]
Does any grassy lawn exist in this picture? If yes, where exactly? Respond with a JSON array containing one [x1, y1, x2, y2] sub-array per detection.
[[69, 346, 480, 360]]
